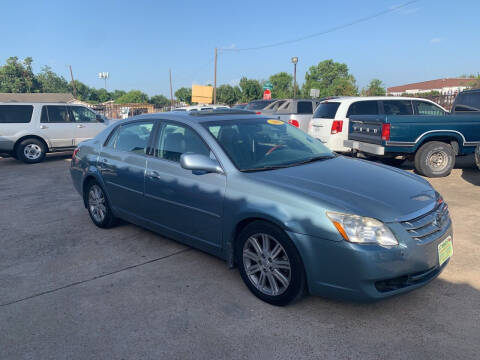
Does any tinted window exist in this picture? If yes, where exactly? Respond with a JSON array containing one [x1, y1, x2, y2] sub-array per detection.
[[297, 101, 313, 114], [115, 121, 154, 154], [70, 106, 99, 122], [0, 105, 33, 123], [245, 100, 273, 110], [104, 127, 120, 148], [347, 101, 379, 117], [382, 100, 413, 115], [413, 101, 446, 116], [43, 105, 71, 123], [454, 92, 480, 112], [313, 102, 340, 119], [157, 123, 210, 162]]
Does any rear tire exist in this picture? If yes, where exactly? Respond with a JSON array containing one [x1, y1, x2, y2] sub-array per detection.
[[16, 138, 46, 164], [235, 221, 306, 306], [84, 181, 116, 228], [414, 141, 455, 177]]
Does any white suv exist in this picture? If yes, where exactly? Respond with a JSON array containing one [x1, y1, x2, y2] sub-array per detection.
[[308, 96, 447, 152], [0, 103, 108, 163]]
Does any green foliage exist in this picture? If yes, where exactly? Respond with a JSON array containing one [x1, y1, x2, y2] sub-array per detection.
[[269, 72, 293, 99], [239, 77, 262, 102], [0, 56, 39, 93], [175, 87, 192, 104], [361, 79, 386, 96], [115, 90, 149, 104], [149, 94, 170, 108], [216, 84, 241, 105], [111, 90, 127, 100], [36, 66, 70, 93], [302, 59, 358, 98]]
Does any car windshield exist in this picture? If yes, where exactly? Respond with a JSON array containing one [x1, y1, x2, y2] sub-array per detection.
[[204, 118, 334, 171]]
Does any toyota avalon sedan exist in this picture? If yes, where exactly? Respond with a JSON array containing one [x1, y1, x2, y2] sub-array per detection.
[[70, 110, 453, 306]]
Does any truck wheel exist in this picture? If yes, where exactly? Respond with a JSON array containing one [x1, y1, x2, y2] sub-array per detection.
[[414, 141, 455, 177], [16, 138, 47, 164]]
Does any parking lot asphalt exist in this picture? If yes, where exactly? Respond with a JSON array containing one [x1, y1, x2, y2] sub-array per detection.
[[1, 153, 479, 360]]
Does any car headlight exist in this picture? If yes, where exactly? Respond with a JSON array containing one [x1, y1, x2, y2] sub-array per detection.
[[326, 211, 398, 246]]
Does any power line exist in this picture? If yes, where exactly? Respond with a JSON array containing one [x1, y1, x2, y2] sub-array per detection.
[[220, 0, 420, 52]]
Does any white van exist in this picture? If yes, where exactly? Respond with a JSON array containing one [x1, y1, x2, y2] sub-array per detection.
[[0, 103, 108, 163], [308, 96, 447, 152]]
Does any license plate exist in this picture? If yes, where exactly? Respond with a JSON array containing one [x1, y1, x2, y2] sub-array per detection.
[[438, 236, 453, 266]]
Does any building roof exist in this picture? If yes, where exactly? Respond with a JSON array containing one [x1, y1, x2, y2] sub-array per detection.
[[0, 93, 75, 103], [387, 78, 473, 93]]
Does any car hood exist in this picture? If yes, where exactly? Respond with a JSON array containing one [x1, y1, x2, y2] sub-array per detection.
[[248, 156, 437, 223]]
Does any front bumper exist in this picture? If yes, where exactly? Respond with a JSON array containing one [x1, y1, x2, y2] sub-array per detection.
[[344, 140, 385, 155], [287, 224, 452, 302]]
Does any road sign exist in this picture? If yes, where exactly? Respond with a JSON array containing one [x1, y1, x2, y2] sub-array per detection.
[[263, 82, 273, 91], [310, 88, 320, 98], [263, 89, 272, 100]]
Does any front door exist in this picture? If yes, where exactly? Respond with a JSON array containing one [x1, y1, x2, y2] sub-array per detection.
[[69, 106, 107, 145], [39, 105, 75, 148], [98, 120, 155, 216], [144, 122, 226, 251]]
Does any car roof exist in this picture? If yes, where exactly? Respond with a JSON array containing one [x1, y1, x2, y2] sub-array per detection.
[[0, 102, 86, 106], [130, 109, 260, 125], [319, 96, 441, 103]]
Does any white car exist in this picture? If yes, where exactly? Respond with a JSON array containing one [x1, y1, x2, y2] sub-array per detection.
[[308, 96, 448, 153], [0, 102, 108, 163], [173, 104, 229, 112]]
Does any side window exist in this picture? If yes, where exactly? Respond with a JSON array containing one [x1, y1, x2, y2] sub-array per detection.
[[0, 105, 33, 123], [346, 101, 379, 117], [414, 101, 446, 116], [297, 101, 313, 114], [382, 100, 413, 115], [43, 105, 71, 123], [70, 107, 98, 122], [157, 123, 210, 162], [104, 127, 120, 148], [115, 121, 154, 154]]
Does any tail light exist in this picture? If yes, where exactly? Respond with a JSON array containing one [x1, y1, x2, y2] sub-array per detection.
[[289, 119, 299, 127], [381, 124, 391, 141], [330, 120, 343, 134], [256, 111, 261, 115], [72, 148, 80, 159]]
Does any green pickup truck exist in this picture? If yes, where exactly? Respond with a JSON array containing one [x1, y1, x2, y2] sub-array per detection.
[[345, 89, 480, 177]]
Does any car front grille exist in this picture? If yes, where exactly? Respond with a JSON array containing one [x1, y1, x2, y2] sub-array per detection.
[[400, 201, 451, 242]]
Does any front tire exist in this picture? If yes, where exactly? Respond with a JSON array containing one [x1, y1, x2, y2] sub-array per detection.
[[236, 221, 306, 306], [414, 141, 455, 177], [85, 181, 116, 228], [16, 138, 46, 164], [475, 145, 480, 171]]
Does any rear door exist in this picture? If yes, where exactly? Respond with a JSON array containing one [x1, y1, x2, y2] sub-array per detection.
[[39, 105, 75, 148], [292, 101, 314, 131], [69, 106, 106, 145]]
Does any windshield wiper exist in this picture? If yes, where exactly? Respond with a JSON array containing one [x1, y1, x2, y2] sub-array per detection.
[[241, 155, 335, 172], [241, 164, 293, 172], [291, 155, 336, 166]]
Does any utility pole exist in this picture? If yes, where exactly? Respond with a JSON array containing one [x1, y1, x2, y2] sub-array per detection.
[[213, 47, 217, 104], [291, 57, 298, 98], [169, 69, 174, 110], [69, 65, 77, 99]]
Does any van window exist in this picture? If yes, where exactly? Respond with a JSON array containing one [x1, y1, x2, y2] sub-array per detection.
[[0, 105, 33, 123], [347, 101, 379, 117], [42, 105, 71, 123], [453, 92, 480, 112], [297, 101, 313, 114], [313, 102, 340, 119], [70, 106, 99, 122], [382, 100, 413, 115], [413, 101, 446, 116]]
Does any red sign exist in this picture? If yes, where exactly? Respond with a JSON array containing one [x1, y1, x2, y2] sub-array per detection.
[[263, 89, 271, 100]]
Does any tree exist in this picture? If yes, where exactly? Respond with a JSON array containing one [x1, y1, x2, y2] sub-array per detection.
[[302, 59, 358, 98], [111, 90, 126, 100], [269, 72, 293, 99], [115, 90, 149, 104], [0, 56, 39, 93], [175, 87, 192, 104], [36, 66, 70, 93], [361, 79, 386, 96], [149, 94, 170, 108], [216, 84, 240, 105], [239, 77, 262, 102]]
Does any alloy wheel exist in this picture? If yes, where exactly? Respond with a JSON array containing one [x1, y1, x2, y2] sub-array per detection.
[[23, 144, 42, 160], [88, 185, 107, 223]]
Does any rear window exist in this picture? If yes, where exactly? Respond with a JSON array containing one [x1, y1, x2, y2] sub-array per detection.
[[453, 92, 480, 112], [297, 101, 313, 114], [382, 100, 413, 115], [313, 102, 341, 119], [347, 101, 379, 117], [245, 100, 272, 110], [0, 105, 33, 123]]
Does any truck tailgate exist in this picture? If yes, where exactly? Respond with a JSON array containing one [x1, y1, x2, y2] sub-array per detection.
[[348, 115, 386, 145]]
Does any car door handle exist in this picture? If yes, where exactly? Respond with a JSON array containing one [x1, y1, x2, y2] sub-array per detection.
[[76, 124, 85, 128], [147, 170, 162, 180], [98, 158, 109, 168], [40, 125, 48, 129]]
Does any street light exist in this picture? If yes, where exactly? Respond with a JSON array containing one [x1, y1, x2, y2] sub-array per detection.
[[98, 72, 109, 90], [291, 57, 298, 98]]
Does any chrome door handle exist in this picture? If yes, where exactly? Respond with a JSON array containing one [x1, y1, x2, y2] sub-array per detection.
[[147, 170, 161, 179], [76, 124, 85, 128], [40, 125, 48, 129]]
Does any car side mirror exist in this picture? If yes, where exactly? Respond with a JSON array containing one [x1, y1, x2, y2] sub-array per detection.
[[96, 114, 105, 123], [180, 153, 223, 174]]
